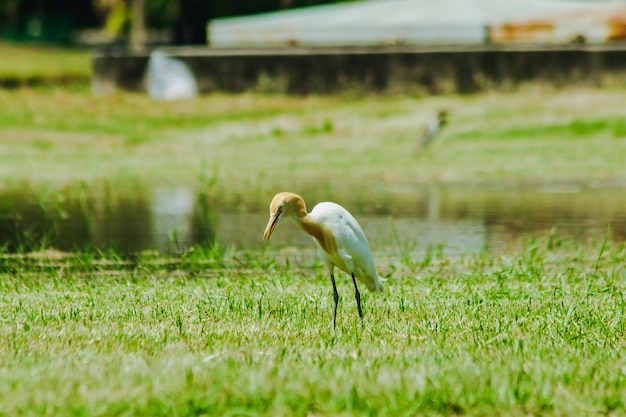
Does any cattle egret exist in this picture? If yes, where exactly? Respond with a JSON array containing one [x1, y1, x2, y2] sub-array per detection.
[[416, 109, 448, 154], [263, 192, 384, 328]]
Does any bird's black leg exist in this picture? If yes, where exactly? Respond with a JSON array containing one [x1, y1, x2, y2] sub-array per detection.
[[351, 272, 363, 322], [330, 273, 339, 329]]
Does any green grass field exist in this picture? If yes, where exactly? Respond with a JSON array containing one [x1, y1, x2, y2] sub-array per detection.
[[1, 236, 625, 416], [1, 85, 626, 207], [2, 43, 626, 416], [0, 42, 90, 83]]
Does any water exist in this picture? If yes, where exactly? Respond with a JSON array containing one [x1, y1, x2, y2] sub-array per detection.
[[1, 184, 624, 255]]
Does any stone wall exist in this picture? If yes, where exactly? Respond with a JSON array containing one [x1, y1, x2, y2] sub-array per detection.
[[92, 44, 626, 95]]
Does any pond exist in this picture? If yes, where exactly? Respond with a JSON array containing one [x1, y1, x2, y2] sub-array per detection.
[[1, 184, 624, 256]]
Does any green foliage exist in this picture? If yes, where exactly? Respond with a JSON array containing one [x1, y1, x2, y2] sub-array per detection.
[[1, 237, 625, 416], [103, 2, 130, 37]]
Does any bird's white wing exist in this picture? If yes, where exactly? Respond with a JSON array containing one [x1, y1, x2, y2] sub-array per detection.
[[310, 202, 381, 291]]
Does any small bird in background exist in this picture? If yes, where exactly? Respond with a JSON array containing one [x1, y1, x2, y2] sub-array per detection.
[[263, 192, 385, 329], [416, 109, 448, 155]]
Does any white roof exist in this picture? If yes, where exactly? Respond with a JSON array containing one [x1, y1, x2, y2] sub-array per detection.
[[208, 0, 626, 47]]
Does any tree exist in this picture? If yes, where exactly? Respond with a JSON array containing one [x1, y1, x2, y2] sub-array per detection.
[[172, 0, 212, 45]]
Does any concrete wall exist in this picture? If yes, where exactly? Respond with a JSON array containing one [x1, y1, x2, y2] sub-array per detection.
[[92, 44, 626, 95]]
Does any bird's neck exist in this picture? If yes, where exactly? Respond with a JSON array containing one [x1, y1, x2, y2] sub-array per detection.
[[297, 215, 338, 255]]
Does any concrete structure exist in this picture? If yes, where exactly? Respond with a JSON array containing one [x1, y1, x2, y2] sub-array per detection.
[[92, 0, 626, 95], [208, 0, 626, 47], [92, 43, 626, 95]]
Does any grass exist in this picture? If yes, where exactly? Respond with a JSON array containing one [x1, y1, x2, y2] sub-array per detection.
[[1, 235, 625, 416], [0, 42, 91, 83], [1, 85, 626, 207], [2, 44, 626, 415]]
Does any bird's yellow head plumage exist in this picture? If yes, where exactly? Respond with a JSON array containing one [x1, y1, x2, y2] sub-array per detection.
[[263, 192, 308, 242]]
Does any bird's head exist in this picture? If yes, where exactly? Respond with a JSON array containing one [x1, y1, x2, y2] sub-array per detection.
[[263, 192, 307, 242]]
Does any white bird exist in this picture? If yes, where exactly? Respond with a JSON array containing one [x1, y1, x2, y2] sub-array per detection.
[[263, 192, 384, 328], [416, 109, 448, 154]]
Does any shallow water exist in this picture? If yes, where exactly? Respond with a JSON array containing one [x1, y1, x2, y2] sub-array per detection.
[[1, 184, 624, 255]]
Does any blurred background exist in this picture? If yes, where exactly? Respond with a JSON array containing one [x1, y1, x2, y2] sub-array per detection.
[[1, 0, 626, 258], [0, 0, 344, 46], [2, 0, 626, 47]]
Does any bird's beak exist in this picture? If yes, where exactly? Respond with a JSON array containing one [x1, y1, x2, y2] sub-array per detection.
[[263, 210, 281, 242]]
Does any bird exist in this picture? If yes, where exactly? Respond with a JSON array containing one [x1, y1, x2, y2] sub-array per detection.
[[262, 192, 384, 329], [416, 109, 448, 154]]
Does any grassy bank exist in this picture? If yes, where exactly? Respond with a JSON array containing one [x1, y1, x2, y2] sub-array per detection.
[[0, 236, 625, 416], [0, 42, 90, 87], [1, 85, 626, 206]]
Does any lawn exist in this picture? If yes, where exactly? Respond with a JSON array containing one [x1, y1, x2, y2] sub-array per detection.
[[2, 43, 626, 416], [0, 41, 90, 81], [1, 85, 626, 208], [1, 236, 625, 416]]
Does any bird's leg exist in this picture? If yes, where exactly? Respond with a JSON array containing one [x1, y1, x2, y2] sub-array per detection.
[[330, 273, 339, 329], [351, 272, 363, 322]]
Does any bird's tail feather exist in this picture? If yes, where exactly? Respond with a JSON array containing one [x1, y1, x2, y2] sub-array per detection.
[[360, 272, 386, 292], [374, 274, 386, 292]]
